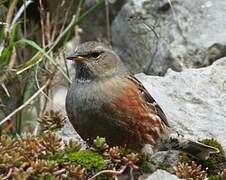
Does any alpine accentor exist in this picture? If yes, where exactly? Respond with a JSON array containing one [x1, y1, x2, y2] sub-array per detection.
[[66, 41, 218, 159]]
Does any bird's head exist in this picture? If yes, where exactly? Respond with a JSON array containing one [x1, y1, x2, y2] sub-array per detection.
[[66, 41, 127, 81]]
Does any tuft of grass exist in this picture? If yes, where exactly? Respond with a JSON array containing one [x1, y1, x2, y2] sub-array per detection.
[[0, 24, 17, 69]]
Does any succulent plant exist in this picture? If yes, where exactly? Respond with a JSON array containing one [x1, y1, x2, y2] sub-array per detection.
[[64, 138, 82, 152], [0, 111, 158, 179], [93, 136, 109, 151], [38, 110, 65, 131], [176, 161, 207, 180]]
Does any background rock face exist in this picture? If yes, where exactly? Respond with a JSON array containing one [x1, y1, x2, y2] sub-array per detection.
[[80, 0, 126, 42], [136, 57, 226, 150], [112, 0, 226, 75]]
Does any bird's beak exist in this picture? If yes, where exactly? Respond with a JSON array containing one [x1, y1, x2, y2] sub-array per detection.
[[66, 52, 86, 62]]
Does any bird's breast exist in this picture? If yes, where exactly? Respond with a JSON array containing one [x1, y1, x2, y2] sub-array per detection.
[[66, 76, 125, 125], [74, 78, 122, 111], [66, 77, 129, 143]]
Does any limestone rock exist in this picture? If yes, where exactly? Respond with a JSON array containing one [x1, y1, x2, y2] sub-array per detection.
[[112, 0, 226, 75]]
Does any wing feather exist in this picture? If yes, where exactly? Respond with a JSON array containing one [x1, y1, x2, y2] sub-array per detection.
[[127, 75, 170, 127]]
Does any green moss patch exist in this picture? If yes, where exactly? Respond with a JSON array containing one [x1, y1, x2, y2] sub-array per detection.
[[67, 150, 106, 171]]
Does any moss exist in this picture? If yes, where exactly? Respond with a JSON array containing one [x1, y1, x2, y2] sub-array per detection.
[[208, 175, 223, 180], [140, 161, 155, 173], [179, 138, 225, 176], [67, 150, 106, 171], [199, 139, 225, 175], [200, 139, 225, 163]]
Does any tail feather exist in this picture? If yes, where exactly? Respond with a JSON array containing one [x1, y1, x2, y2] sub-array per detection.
[[162, 137, 219, 160], [179, 140, 219, 160]]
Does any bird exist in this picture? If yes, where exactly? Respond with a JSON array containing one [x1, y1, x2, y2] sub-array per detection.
[[65, 41, 218, 160]]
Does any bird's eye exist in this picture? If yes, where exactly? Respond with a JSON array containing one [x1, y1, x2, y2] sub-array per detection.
[[91, 52, 101, 58]]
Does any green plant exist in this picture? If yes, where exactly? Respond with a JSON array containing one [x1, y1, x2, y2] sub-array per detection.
[[67, 150, 106, 171], [140, 161, 155, 173], [93, 136, 109, 151], [0, 109, 154, 179]]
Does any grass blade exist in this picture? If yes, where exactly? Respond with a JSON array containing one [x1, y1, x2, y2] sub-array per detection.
[[0, 24, 17, 68], [16, 39, 72, 83]]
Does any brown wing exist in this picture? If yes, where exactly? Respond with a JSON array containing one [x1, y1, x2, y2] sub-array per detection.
[[105, 75, 170, 145], [127, 75, 170, 127], [128, 75, 170, 127]]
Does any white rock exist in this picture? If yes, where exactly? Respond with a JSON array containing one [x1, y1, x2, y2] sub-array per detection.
[[136, 57, 226, 150], [143, 169, 179, 180]]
